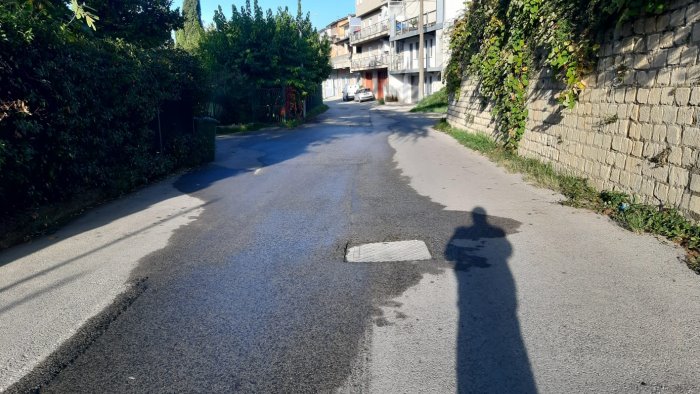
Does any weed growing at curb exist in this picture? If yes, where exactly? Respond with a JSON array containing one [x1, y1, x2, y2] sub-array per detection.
[[434, 119, 700, 274]]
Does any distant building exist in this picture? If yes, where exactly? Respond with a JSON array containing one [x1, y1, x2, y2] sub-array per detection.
[[387, 0, 464, 103], [321, 16, 359, 99], [321, 0, 465, 102], [349, 0, 391, 100]]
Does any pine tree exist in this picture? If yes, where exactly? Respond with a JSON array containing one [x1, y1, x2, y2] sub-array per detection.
[[175, 0, 205, 51]]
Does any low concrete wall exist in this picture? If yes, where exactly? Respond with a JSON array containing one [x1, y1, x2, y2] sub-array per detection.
[[447, 0, 700, 218]]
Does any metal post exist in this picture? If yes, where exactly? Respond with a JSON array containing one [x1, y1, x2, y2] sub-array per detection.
[[418, 0, 425, 100]]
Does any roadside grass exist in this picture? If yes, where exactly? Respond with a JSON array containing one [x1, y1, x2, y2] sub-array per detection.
[[435, 119, 700, 274], [410, 88, 448, 113]]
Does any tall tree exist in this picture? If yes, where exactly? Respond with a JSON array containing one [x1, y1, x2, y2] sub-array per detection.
[[85, 0, 183, 48], [175, 0, 205, 51]]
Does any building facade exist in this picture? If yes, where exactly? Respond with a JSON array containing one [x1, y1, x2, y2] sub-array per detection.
[[387, 0, 464, 103], [322, 0, 464, 102], [321, 16, 359, 99], [349, 0, 391, 100]]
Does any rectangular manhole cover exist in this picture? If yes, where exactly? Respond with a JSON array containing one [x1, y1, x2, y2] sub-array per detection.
[[345, 240, 432, 263]]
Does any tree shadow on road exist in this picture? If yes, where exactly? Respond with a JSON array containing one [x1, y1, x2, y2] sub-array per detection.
[[445, 207, 537, 393]]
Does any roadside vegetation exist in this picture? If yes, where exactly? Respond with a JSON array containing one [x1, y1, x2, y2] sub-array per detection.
[[435, 119, 700, 274], [0, 0, 331, 250], [410, 88, 448, 114]]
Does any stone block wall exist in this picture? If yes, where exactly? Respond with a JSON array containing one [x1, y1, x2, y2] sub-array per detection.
[[446, 0, 700, 218]]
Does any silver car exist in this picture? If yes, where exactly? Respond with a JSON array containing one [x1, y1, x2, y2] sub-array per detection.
[[354, 88, 375, 102]]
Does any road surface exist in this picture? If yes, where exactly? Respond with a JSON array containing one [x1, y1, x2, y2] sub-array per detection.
[[2, 100, 700, 393]]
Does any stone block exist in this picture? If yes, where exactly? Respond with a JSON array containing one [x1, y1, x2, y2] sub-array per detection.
[[649, 89, 663, 105], [669, 146, 684, 165], [636, 70, 657, 87], [668, 47, 683, 65], [636, 88, 650, 104], [661, 87, 676, 104], [656, 68, 671, 85], [639, 105, 651, 122], [682, 147, 697, 166], [650, 49, 668, 68], [681, 46, 698, 65], [647, 33, 661, 50], [619, 171, 632, 187], [690, 173, 700, 192], [640, 178, 656, 195], [655, 183, 670, 201], [621, 37, 636, 53], [674, 26, 692, 45], [670, 166, 690, 187], [677, 107, 695, 125], [670, 8, 686, 27], [663, 106, 678, 124], [688, 3, 700, 24], [689, 87, 700, 105], [626, 156, 644, 172], [657, 14, 671, 32], [653, 124, 668, 142], [629, 142, 642, 158], [675, 87, 691, 105], [671, 68, 688, 86], [667, 125, 682, 144], [693, 22, 700, 42], [682, 127, 700, 147], [628, 121, 641, 139], [650, 106, 664, 122], [660, 32, 675, 48], [614, 88, 626, 103]]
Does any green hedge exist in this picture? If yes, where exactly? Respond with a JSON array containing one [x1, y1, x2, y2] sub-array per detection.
[[0, 5, 211, 216]]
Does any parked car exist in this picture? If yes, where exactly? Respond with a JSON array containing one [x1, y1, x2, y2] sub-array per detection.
[[354, 88, 375, 102], [342, 84, 359, 101]]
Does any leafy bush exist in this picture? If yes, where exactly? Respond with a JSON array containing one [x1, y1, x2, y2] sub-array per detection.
[[0, 3, 208, 217]]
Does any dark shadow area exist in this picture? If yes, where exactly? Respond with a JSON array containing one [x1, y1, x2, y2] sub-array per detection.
[[445, 207, 537, 393]]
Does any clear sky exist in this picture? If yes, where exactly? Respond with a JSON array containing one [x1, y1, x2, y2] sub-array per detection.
[[175, 0, 355, 30]]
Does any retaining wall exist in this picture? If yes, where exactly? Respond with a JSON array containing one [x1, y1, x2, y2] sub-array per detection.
[[447, 0, 700, 217]]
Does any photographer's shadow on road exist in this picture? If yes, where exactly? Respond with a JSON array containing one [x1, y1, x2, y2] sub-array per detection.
[[445, 207, 537, 393]]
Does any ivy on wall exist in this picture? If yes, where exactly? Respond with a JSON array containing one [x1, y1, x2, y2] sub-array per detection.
[[445, 0, 667, 149]]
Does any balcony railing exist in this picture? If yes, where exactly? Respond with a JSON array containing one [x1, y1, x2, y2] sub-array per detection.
[[350, 19, 390, 44], [394, 10, 438, 38], [351, 54, 388, 71], [389, 53, 438, 72]]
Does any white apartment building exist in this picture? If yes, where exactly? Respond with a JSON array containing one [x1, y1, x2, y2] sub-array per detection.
[[387, 0, 464, 103], [322, 0, 464, 102], [321, 16, 360, 99]]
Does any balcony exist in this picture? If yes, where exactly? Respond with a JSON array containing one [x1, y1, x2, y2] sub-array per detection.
[[389, 53, 439, 73], [394, 10, 437, 38], [331, 54, 351, 69], [350, 19, 390, 45], [351, 53, 388, 71]]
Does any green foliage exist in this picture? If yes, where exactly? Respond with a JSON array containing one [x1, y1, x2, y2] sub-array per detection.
[[445, 0, 666, 148], [85, 0, 183, 47], [438, 119, 700, 274], [0, 2, 207, 220], [410, 88, 448, 113], [175, 0, 205, 51], [199, 0, 331, 124]]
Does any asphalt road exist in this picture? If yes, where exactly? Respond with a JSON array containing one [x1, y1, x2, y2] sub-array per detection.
[[4, 100, 700, 393]]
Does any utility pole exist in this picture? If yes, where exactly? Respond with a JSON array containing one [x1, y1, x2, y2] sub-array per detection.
[[417, 0, 425, 100]]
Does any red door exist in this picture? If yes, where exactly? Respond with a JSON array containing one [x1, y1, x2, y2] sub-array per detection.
[[377, 69, 388, 100]]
